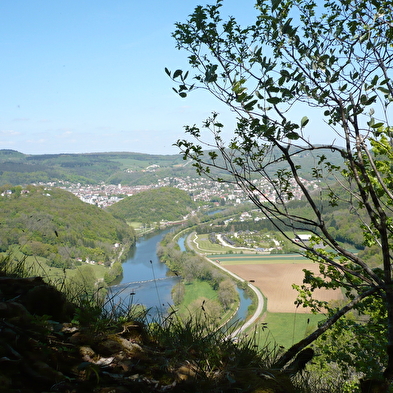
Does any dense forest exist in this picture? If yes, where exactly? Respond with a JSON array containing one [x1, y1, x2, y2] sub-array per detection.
[[0, 184, 136, 269], [106, 186, 197, 223]]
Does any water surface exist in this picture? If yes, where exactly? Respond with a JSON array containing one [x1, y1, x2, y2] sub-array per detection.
[[108, 228, 179, 317]]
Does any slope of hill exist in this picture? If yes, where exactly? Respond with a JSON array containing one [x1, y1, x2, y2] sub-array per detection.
[[106, 187, 197, 223], [0, 148, 344, 186], [0, 150, 189, 186], [0, 184, 136, 268]]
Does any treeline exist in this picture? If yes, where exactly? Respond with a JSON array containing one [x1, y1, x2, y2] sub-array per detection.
[[107, 187, 197, 223], [0, 185, 136, 270]]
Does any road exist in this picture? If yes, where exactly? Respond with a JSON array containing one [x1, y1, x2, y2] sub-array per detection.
[[187, 232, 265, 338]]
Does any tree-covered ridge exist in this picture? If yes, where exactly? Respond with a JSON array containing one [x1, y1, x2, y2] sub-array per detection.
[[0, 150, 189, 186], [107, 187, 197, 223], [0, 149, 343, 186], [0, 185, 136, 268]]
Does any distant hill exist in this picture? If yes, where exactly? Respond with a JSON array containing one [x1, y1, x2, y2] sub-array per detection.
[[0, 148, 344, 186], [0, 184, 136, 268], [0, 150, 192, 186], [106, 187, 197, 223]]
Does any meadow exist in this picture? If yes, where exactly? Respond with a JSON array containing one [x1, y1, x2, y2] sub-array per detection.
[[2, 247, 109, 285], [174, 279, 240, 327]]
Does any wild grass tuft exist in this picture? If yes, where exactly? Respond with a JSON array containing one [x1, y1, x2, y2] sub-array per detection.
[[0, 248, 32, 277], [150, 306, 281, 385]]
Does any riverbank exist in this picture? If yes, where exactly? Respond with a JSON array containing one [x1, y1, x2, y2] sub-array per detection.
[[181, 231, 266, 337]]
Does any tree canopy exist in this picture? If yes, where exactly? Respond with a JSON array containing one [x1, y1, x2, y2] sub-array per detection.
[[107, 186, 197, 223], [168, 0, 393, 387], [0, 185, 135, 268]]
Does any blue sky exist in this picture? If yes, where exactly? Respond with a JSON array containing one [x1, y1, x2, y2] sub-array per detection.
[[0, 1, 332, 155]]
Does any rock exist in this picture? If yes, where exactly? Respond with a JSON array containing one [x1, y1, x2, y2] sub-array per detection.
[[117, 337, 143, 354], [20, 283, 75, 321], [30, 360, 66, 383], [176, 364, 197, 381], [80, 345, 96, 361], [0, 276, 76, 321], [69, 331, 91, 345], [95, 387, 131, 393], [0, 301, 32, 325], [94, 338, 124, 356]]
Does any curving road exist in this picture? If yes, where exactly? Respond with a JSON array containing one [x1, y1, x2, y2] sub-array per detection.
[[188, 232, 265, 338]]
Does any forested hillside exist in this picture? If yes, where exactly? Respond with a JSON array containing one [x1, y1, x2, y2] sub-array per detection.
[[0, 148, 343, 186], [0, 185, 136, 269], [106, 187, 197, 223], [0, 149, 191, 186]]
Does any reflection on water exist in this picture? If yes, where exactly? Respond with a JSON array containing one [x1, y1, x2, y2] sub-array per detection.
[[234, 288, 252, 321], [107, 276, 180, 319], [177, 235, 187, 252], [108, 228, 178, 319]]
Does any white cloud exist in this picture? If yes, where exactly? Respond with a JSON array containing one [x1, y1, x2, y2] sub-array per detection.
[[0, 129, 20, 136]]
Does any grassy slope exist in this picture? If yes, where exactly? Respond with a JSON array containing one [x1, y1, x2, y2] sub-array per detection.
[[178, 280, 218, 314], [257, 312, 325, 349], [4, 247, 110, 282]]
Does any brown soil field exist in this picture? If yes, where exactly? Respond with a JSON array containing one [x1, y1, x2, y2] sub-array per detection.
[[224, 263, 343, 313]]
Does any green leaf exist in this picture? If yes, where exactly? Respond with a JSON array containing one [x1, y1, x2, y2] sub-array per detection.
[[173, 69, 183, 79], [271, 0, 281, 11], [243, 99, 258, 111], [370, 122, 384, 129], [286, 131, 299, 140], [267, 97, 281, 105], [301, 116, 309, 128]]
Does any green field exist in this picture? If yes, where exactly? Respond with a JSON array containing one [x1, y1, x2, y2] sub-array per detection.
[[175, 279, 240, 325], [181, 280, 218, 308], [192, 234, 234, 253], [176, 280, 217, 319], [186, 233, 342, 352], [191, 234, 310, 264], [213, 253, 309, 265], [253, 312, 325, 349]]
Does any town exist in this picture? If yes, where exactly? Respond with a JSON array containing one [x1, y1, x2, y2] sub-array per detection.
[[43, 173, 320, 209]]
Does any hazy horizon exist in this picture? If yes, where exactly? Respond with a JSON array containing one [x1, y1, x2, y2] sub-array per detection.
[[1, 1, 337, 156]]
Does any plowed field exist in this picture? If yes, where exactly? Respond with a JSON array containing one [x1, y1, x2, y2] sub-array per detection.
[[224, 262, 343, 313]]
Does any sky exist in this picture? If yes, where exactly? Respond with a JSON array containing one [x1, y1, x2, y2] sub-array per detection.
[[0, 1, 332, 156]]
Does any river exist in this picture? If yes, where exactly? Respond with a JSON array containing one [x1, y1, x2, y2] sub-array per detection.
[[108, 228, 179, 319], [108, 229, 251, 324], [177, 233, 252, 323]]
